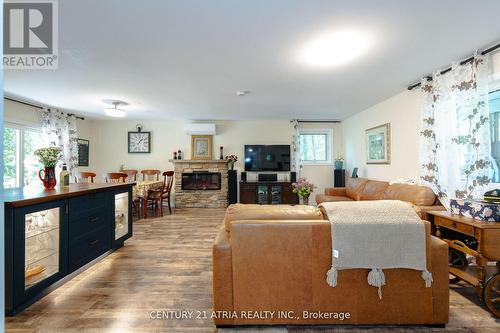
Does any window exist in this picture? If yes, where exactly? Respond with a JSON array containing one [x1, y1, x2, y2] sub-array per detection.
[[299, 130, 332, 164], [3, 124, 46, 188], [490, 89, 500, 182]]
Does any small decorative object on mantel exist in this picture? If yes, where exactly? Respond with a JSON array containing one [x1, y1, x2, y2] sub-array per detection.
[[191, 135, 213, 160], [334, 154, 344, 170], [128, 124, 151, 153], [366, 123, 391, 164], [177, 150, 182, 159], [220, 146, 224, 160], [226, 154, 238, 170], [34, 147, 62, 190], [292, 177, 316, 205], [173, 151, 178, 160]]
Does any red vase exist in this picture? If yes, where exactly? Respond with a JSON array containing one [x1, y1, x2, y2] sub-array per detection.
[[38, 167, 57, 190]]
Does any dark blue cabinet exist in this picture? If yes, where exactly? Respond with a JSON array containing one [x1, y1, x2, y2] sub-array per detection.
[[4, 183, 133, 315]]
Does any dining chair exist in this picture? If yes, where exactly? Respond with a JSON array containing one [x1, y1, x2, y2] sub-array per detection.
[[146, 171, 174, 216], [122, 169, 138, 182], [141, 169, 161, 181], [104, 172, 128, 183], [75, 171, 96, 183]]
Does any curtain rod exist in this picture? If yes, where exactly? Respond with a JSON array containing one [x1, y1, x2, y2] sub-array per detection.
[[291, 119, 341, 123], [4, 96, 85, 120], [407, 42, 500, 91]]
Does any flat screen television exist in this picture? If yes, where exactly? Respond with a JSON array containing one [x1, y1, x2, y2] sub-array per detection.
[[244, 145, 291, 171]]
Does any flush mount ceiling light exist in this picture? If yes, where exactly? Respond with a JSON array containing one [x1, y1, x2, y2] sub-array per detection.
[[103, 100, 127, 118], [236, 90, 251, 96], [298, 30, 372, 68]]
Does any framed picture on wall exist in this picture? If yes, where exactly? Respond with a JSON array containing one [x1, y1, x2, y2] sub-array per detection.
[[77, 138, 90, 166], [191, 135, 213, 160], [366, 123, 391, 164]]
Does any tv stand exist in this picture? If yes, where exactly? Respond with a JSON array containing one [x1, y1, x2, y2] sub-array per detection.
[[239, 181, 298, 205]]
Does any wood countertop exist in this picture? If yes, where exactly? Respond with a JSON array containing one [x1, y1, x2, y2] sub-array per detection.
[[4, 182, 135, 208]]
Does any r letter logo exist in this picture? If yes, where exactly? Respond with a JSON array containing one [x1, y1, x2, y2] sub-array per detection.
[[3, 0, 58, 69]]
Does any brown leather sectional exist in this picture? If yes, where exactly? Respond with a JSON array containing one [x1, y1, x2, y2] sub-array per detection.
[[316, 178, 446, 220], [213, 204, 449, 327]]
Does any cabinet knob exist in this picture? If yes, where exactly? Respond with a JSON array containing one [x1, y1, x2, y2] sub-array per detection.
[[89, 217, 99, 223], [89, 239, 99, 246]]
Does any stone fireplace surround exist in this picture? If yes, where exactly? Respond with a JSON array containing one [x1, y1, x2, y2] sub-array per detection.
[[170, 159, 228, 208]]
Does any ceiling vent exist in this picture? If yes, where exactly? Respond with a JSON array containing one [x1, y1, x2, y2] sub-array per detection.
[[184, 123, 216, 135]]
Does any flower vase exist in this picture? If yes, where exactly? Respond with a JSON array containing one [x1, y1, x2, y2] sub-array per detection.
[[334, 160, 344, 170], [39, 167, 57, 190], [300, 195, 310, 205], [228, 161, 235, 170]]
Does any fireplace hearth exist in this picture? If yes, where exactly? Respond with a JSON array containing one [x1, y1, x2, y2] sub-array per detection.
[[182, 172, 221, 190]]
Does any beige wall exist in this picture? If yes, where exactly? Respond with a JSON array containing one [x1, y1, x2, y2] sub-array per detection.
[[90, 119, 342, 202], [342, 90, 422, 182]]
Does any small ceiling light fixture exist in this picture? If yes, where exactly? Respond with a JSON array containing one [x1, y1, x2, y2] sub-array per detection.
[[298, 30, 372, 68], [103, 100, 127, 118], [236, 90, 251, 96]]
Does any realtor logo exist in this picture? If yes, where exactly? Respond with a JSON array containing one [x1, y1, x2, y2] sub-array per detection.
[[3, 0, 58, 69]]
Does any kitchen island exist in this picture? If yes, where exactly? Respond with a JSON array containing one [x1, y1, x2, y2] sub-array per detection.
[[4, 182, 134, 315]]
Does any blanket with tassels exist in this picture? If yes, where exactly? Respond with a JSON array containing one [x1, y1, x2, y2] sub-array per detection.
[[319, 200, 432, 299]]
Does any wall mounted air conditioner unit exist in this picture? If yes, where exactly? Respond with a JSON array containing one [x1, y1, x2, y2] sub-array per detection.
[[184, 123, 216, 135]]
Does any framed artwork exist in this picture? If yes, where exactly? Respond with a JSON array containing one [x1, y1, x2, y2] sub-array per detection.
[[77, 138, 90, 166], [128, 130, 151, 153], [191, 135, 213, 160], [366, 123, 391, 164]]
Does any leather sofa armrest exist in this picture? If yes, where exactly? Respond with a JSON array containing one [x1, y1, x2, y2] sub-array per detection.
[[212, 226, 234, 325], [429, 236, 449, 324], [324, 187, 347, 196]]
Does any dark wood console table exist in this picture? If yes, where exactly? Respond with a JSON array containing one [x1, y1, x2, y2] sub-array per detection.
[[239, 181, 298, 205], [427, 210, 500, 317]]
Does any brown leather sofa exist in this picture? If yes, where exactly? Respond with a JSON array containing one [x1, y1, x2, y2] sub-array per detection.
[[316, 178, 445, 220], [213, 204, 449, 327]]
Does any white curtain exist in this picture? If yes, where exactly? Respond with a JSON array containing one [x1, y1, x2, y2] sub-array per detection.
[[41, 108, 79, 175], [291, 119, 302, 177], [420, 54, 492, 208]]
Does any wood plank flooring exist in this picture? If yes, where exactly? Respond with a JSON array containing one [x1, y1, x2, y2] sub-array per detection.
[[5, 208, 500, 332]]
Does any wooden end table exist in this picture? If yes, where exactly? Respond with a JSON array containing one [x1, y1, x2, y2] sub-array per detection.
[[427, 210, 500, 317]]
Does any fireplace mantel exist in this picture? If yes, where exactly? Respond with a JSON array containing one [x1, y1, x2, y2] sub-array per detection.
[[169, 159, 228, 164]]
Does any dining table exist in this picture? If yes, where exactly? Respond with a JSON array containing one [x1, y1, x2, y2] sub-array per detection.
[[133, 180, 164, 218]]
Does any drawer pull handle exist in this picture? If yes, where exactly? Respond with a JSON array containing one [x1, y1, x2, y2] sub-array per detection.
[[89, 217, 99, 223], [89, 239, 99, 246], [451, 222, 457, 228]]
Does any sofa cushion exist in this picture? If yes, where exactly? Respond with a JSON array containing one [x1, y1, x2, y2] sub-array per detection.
[[223, 204, 324, 231], [384, 183, 437, 206], [315, 194, 354, 205], [360, 180, 389, 200], [345, 178, 368, 201]]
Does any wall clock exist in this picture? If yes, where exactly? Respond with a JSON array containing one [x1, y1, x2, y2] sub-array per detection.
[[128, 124, 151, 153]]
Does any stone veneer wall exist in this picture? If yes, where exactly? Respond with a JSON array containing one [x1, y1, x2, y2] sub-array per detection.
[[174, 161, 228, 208]]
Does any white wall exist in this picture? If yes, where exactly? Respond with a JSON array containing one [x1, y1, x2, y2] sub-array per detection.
[[343, 90, 423, 181], [90, 119, 342, 202]]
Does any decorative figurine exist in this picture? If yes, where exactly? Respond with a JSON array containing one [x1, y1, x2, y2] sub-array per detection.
[[173, 151, 177, 160], [220, 146, 224, 160], [177, 150, 182, 159]]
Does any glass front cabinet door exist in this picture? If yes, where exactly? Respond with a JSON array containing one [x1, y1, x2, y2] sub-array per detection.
[[112, 189, 133, 247], [9, 200, 68, 308]]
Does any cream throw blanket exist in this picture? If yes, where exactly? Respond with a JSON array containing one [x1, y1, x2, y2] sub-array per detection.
[[319, 200, 432, 298]]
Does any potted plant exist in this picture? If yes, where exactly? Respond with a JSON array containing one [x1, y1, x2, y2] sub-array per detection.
[[226, 154, 238, 170], [334, 154, 344, 170], [34, 147, 62, 190], [292, 177, 316, 205]]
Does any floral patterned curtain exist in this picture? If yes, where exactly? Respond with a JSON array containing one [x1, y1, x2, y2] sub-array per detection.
[[420, 54, 492, 208], [291, 119, 302, 177], [41, 108, 79, 175]]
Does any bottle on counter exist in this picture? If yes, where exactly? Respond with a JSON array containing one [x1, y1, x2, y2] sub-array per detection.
[[60, 163, 70, 188]]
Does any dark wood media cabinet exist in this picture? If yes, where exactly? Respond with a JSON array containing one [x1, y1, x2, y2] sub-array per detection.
[[239, 181, 298, 205]]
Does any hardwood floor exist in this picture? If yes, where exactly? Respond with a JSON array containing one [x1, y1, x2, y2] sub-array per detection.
[[5, 208, 500, 332]]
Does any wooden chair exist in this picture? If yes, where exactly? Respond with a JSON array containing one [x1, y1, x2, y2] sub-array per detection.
[[141, 169, 161, 181], [122, 169, 138, 182], [146, 171, 174, 216], [75, 172, 96, 183], [104, 172, 128, 183]]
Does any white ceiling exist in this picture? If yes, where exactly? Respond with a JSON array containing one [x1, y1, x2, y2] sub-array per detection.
[[5, 0, 500, 120]]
